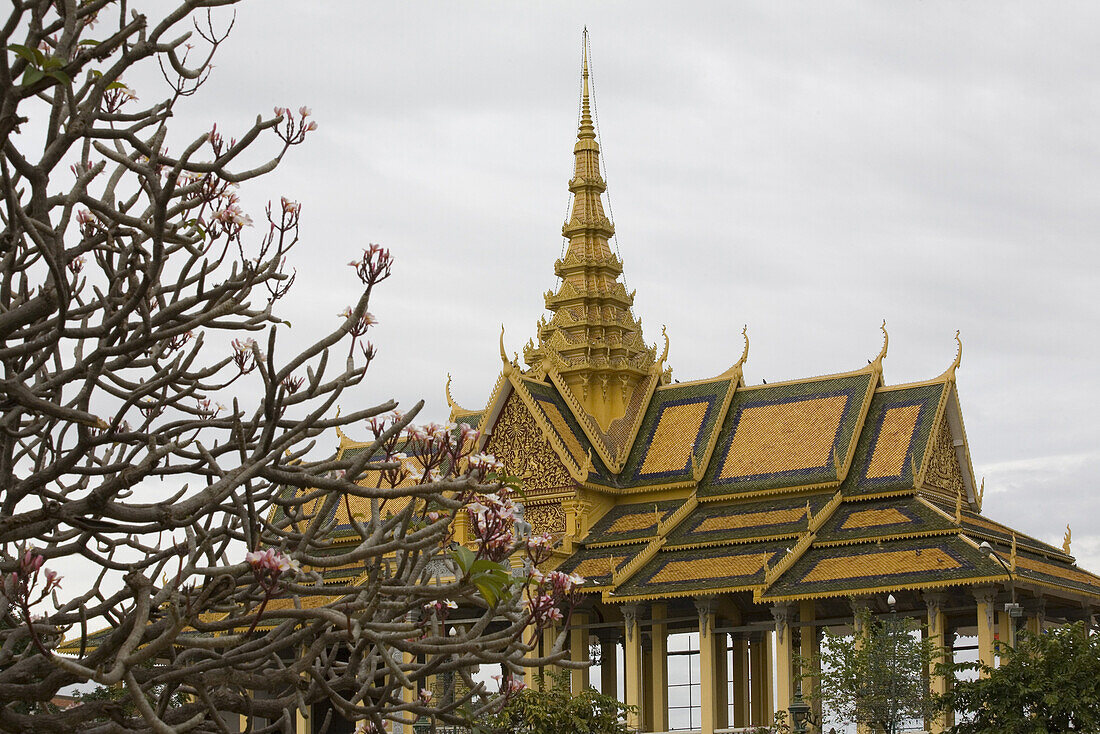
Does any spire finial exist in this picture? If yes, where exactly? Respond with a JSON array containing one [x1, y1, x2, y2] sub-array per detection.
[[578, 29, 595, 140]]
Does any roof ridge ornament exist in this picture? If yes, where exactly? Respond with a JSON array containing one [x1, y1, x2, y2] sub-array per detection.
[[871, 320, 889, 370], [499, 325, 512, 376], [1063, 524, 1072, 554], [939, 330, 963, 381], [719, 325, 750, 379], [445, 374, 468, 415]]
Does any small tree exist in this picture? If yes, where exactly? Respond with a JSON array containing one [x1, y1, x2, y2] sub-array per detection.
[[804, 608, 941, 734], [0, 2, 581, 732], [481, 670, 634, 734], [942, 621, 1100, 734]]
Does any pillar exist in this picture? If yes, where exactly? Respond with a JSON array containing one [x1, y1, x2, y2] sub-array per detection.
[[997, 608, 1013, 660], [649, 603, 669, 732], [799, 600, 819, 730], [925, 593, 950, 734], [715, 631, 729, 730], [622, 604, 644, 731], [1026, 598, 1045, 638], [642, 641, 653, 732], [400, 650, 417, 734], [851, 596, 872, 734], [771, 602, 794, 720], [570, 610, 590, 695], [973, 586, 997, 676], [598, 629, 619, 698], [296, 708, 308, 734], [696, 597, 719, 734], [761, 632, 773, 722], [732, 635, 749, 727], [749, 634, 767, 726]]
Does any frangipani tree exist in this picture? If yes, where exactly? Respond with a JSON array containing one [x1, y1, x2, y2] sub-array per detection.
[[0, 2, 581, 732]]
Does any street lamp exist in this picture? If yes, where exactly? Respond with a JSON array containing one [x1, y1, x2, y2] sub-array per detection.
[[789, 690, 811, 734], [887, 594, 898, 734]]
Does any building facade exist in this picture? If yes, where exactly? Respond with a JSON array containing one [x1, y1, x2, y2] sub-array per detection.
[[423, 44, 1100, 734]]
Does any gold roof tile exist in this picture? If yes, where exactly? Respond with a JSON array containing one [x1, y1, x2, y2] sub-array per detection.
[[720, 395, 848, 479], [650, 552, 766, 584], [696, 506, 807, 533], [639, 401, 710, 475], [839, 507, 912, 530], [866, 404, 922, 479], [801, 547, 960, 583]]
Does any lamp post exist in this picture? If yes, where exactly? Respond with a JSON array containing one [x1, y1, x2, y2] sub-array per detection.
[[789, 688, 811, 734], [979, 541, 1022, 649], [887, 594, 897, 734]]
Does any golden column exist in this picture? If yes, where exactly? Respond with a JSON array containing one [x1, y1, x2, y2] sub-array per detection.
[[597, 628, 619, 698], [771, 602, 795, 721], [973, 587, 998, 676], [649, 603, 669, 731], [570, 611, 591, 695], [696, 597, 719, 734], [924, 593, 952, 734], [622, 604, 645, 731], [1025, 598, 1045, 637], [851, 597, 872, 734], [731, 634, 750, 728], [749, 635, 766, 726], [799, 599, 820, 729]]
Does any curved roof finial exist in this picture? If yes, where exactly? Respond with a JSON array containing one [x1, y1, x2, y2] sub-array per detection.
[[445, 373, 468, 415], [499, 325, 513, 375], [940, 330, 963, 380], [872, 320, 889, 367], [658, 325, 670, 366], [719, 325, 750, 379], [334, 405, 348, 442]]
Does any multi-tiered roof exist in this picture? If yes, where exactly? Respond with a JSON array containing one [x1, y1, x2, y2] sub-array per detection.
[[439, 47, 1100, 614]]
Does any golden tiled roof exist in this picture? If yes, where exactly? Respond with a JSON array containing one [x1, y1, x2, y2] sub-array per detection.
[[639, 400, 711, 475], [839, 507, 912, 530], [696, 506, 807, 533], [720, 395, 848, 480], [650, 552, 768, 584], [800, 547, 960, 583], [865, 404, 922, 479]]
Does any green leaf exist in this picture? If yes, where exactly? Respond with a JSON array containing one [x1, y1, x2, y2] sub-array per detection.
[[105, 80, 128, 90], [8, 44, 43, 67], [22, 67, 44, 87], [46, 69, 71, 85], [78, 39, 101, 47]]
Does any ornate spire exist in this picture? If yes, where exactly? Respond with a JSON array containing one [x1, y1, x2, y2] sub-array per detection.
[[523, 32, 656, 429]]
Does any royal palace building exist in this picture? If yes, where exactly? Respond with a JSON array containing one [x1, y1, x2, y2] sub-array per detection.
[[341, 43, 1100, 734]]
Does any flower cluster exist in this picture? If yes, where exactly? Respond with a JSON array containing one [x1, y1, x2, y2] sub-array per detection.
[[466, 490, 519, 563], [349, 243, 393, 287], [2, 549, 62, 653], [231, 337, 260, 374], [245, 548, 300, 594], [522, 568, 585, 636], [273, 105, 317, 145], [338, 306, 378, 338]]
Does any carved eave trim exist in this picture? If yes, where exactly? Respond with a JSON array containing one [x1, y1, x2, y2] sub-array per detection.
[[477, 370, 513, 451], [756, 574, 1011, 605], [836, 368, 881, 484], [697, 479, 844, 505], [759, 491, 843, 593], [615, 372, 663, 469], [915, 380, 977, 510], [692, 364, 744, 485], [506, 373, 586, 483]]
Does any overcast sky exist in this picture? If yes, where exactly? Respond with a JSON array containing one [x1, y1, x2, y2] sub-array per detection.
[[164, 1, 1100, 573]]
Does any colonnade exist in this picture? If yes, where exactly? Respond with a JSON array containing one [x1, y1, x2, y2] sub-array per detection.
[[550, 590, 1050, 734]]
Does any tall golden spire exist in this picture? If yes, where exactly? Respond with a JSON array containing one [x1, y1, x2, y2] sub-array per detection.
[[523, 31, 657, 430]]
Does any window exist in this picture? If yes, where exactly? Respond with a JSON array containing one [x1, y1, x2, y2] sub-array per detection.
[[667, 632, 700, 730]]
